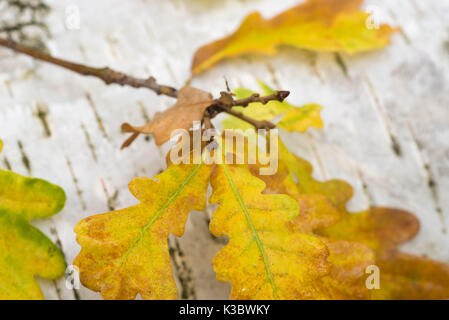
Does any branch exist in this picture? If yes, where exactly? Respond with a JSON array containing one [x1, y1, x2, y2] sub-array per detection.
[[233, 91, 290, 107], [0, 37, 179, 98], [207, 90, 289, 129], [0, 38, 290, 135], [219, 106, 276, 130]]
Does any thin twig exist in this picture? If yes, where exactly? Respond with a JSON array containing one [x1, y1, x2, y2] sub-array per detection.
[[0, 37, 290, 109], [0, 37, 179, 97], [219, 105, 276, 130], [233, 91, 290, 107], [207, 90, 288, 129]]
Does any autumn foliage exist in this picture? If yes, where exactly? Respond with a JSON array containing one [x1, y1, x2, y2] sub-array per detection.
[[1, 0, 448, 301], [73, 85, 449, 299]]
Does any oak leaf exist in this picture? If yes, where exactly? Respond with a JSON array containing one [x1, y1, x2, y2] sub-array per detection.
[[121, 86, 213, 148], [74, 161, 212, 300], [221, 110, 406, 299], [318, 207, 449, 299], [0, 141, 66, 300], [192, 0, 397, 74], [209, 163, 330, 299]]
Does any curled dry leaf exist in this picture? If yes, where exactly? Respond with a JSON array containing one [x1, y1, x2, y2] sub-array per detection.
[[74, 160, 212, 300], [121, 86, 213, 148], [192, 0, 398, 74], [0, 141, 66, 300]]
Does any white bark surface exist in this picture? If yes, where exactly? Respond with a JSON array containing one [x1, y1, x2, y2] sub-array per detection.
[[0, 0, 448, 300]]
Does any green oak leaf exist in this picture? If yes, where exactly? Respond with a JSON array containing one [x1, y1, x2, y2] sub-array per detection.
[[0, 140, 66, 300]]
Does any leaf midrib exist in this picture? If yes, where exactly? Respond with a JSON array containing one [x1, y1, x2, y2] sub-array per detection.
[[221, 164, 279, 299]]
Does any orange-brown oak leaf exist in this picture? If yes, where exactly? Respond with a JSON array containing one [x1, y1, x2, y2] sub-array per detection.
[[121, 86, 213, 148], [318, 208, 449, 299], [192, 0, 398, 74], [256, 141, 449, 299], [318, 207, 420, 253], [74, 161, 212, 300]]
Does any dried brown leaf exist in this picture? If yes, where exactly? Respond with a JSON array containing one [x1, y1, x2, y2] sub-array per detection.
[[121, 86, 213, 148]]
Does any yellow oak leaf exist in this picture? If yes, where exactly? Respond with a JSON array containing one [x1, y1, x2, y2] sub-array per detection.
[[74, 161, 212, 300], [192, 0, 398, 74], [121, 86, 213, 148], [0, 140, 66, 300], [209, 163, 330, 299], [222, 81, 323, 134]]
